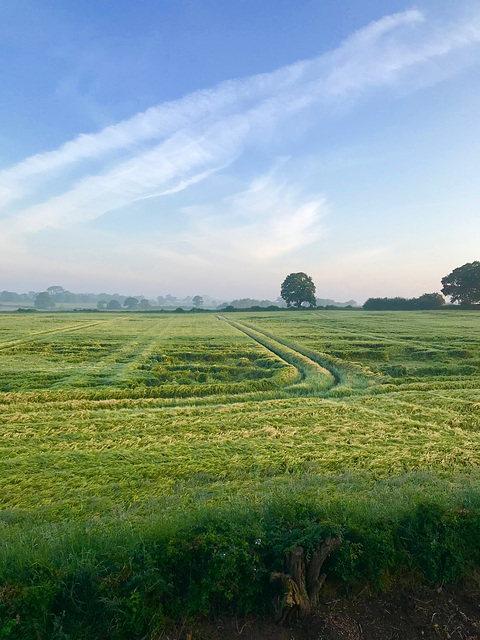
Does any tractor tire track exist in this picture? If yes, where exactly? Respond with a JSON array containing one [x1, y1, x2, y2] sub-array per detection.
[[0, 319, 115, 351], [218, 316, 336, 391], [230, 317, 380, 389]]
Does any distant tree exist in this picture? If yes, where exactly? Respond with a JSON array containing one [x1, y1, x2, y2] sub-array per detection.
[[138, 299, 152, 310], [47, 286, 64, 295], [106, 300, 122, 310], [34, 291, 55, 309], [0, 290, 22, 303], [365, 297, 410, 310], [97, 300, 107, 310], [281, 272, 316, 309], [316, 297, 358, 308], [123, 297, 139, 310], [192, 295, 203, 308], [413, 293, 445, 310], [441, 262, 480, 305]]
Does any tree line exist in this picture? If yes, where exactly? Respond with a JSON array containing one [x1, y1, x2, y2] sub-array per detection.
[[280, 262, 480, 310], [3, 261, 480, 313], [363, 262, 480, 310]]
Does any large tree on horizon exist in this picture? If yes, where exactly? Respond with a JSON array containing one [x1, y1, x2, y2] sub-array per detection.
[[441, 261, 480, 305], [280, 272, 316, 309]]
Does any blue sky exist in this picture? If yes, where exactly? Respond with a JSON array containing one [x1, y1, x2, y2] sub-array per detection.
[[1, 0, 480, 301]]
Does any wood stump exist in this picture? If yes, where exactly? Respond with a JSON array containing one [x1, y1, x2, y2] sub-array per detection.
[[270, 537, 342, 624]]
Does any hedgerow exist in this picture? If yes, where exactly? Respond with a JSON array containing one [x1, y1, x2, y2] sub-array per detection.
[[2, 493, 480, 639]]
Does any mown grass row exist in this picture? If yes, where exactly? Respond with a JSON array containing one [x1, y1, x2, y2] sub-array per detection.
[[0, 314, 298, 397], [0, 366, 298, 403]]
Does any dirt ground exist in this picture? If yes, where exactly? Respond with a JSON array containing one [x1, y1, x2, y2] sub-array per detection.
[[159, 581, 480, 640]]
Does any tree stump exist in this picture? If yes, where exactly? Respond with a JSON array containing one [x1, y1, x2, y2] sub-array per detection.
[[270, 537, 342, 624]]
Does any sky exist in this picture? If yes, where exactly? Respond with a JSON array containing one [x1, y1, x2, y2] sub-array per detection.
[[1, 0, 480, 302]]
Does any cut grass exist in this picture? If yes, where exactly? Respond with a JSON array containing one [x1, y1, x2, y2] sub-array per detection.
[[1, 310, 480, 520]]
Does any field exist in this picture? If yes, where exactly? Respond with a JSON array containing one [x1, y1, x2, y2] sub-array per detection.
[[1, 310, 480, 638]]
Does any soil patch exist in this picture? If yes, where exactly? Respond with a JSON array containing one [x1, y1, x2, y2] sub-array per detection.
[[161, 581, 480, 640]]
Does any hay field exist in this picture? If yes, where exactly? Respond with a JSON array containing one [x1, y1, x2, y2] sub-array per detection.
[[1, 310, 480, 524]]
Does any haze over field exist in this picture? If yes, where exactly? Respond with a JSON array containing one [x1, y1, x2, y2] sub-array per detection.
[[1, 0, 480, 301]]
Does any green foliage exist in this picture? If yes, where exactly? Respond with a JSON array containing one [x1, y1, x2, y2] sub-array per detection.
[[123, 297, 139, 310], [415, 292, 446, 309], [2, 499, 480, 638], [34, 291, 54, 309], [364, 293, 445, 310], [138, 299, 151, 310], [398, 503, 480, 582], [442, 261, 480, 305], [280, 272, 316, 308]]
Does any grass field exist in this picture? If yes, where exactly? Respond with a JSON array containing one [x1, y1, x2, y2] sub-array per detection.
[[1, 310, 480, 638]]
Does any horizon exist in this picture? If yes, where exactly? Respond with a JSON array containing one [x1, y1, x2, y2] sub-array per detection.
[[2, 0, 480, 300], [0, 285, 359, 307]]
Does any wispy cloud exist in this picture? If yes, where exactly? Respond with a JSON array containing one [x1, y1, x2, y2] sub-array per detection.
[[0, 165, 326, 294], [0, 9, 422, 208], [182, 165, 326, 263], [2, 6, 480, 242]]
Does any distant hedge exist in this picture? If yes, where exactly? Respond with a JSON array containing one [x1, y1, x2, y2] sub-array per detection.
[[363, 293, 445, 310]]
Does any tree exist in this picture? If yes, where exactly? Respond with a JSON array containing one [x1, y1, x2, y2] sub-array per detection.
[[1, 290, 21, 303], [441, 262, 480, 305], [138, 299, 152, 310], [123, 297, 139, 310], [106, 300, 122, 310], [192, 295, 203, 308], [97, 300, 107, 310], [34, 291, 55, 309], [47, 286, 64, 295], [413, 292, 445, 310], [280, 272, 316, 309]]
